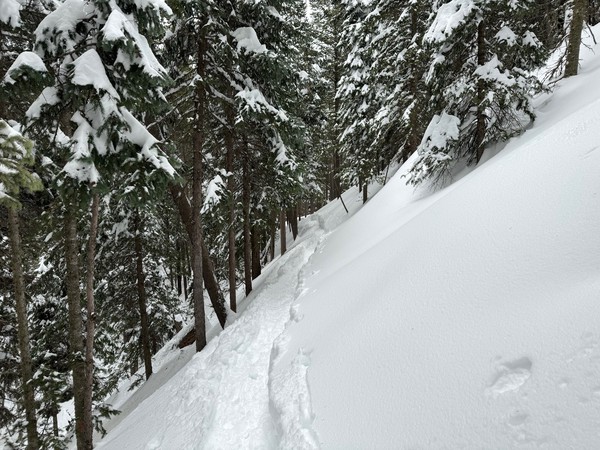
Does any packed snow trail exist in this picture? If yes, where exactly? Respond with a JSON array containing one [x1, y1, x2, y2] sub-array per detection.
[[97, 213, 332, 450]]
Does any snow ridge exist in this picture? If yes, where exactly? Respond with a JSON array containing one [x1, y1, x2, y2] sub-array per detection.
[[268, 214, 328, 450]]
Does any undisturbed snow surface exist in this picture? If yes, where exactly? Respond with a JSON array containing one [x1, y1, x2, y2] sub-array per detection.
[[98, 29, 600, 449]]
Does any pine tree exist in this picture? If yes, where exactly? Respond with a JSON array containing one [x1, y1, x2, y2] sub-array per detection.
[[337, 0, 378, 202], [408, 0, 547, 185], [24, 0, 174, 446], [0, 120, 42, 449]]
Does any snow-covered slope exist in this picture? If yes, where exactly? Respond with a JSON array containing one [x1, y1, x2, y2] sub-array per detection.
[[97, 31, 600, 449]]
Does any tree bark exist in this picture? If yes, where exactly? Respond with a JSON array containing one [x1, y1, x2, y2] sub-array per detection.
[[251, 224, 261, 279], [242, 142, 252, 295], [169, 184, 226, 328], [224, 93, 237, 312], [7, 207, 39, 450], [475, 20, 487, 163], [269, 210, 276, 261], [192, 35, 207, 352], [279, 210, 287, 256], [565, 0, 588, 77], [134, 211, 153, 379], [82, 193, 99, 448], [287, 207, 298, 240], [64, 202, 90, 450]]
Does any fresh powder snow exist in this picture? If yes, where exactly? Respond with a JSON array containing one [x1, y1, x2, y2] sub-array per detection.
[[92, 25, 600, 450]]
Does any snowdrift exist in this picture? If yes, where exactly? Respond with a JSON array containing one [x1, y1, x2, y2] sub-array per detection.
[[97, 29, 600, 449]]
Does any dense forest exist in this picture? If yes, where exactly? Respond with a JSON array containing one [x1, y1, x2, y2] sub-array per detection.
[[0, 0, 597, 448]]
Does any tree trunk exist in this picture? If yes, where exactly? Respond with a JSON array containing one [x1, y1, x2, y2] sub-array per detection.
[[242, 143, 252, 295], [64, 202, 90, 450], [251, 224, 261, 279], [82, 193, 99, 448], [287, 208, 298, 240], [224, 93, 237, 312], [7, 207, 39, 450], [280, 210, 287, 256], [362, 182, 368, 204], [134, 211, 153, 379], [169, 184, 226, 328], [565, 0, 588, 77], [269, 210, 276, 261], [331, 9, 342, 200], [475, 20, 487, 163], [192, 35, 207, 352]]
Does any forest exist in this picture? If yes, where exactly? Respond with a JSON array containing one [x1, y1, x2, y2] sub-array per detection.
[[0, 0, 598, 448]]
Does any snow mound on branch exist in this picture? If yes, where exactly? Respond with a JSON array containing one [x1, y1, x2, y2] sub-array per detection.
[[102, 10, 168, 78], [0, 0, 21, 27], [3, 51, 47, 84], [425, 0, 476, 43], [34, 0, 91, 54], [71, 50, 120, 98], [232, 27, 268, 54]]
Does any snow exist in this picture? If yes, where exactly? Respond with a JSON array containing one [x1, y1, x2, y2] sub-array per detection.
[[34, 0, 91, 55], [201, 174, 224, 213], [418, 111, 460, 154], [0, 0, 21, 27], [232, 27, 268, 55], [120, 110, 175, 177], [3, 51, 47, 84], [495, 25, 517, 45], [96, 25, 600, 450], [237, 88, 289, 123], [425, 0, 477, 43], [133, 0, 172, 15], [63, 112, 100, 183], [71, 49, 120, 99], [26, 86, 60, 119], [474, 55, 515, 86], [102, 10, 168, 79]]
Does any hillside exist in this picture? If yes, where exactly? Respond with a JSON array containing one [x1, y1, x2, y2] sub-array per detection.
[[95, 28, 600, 450]]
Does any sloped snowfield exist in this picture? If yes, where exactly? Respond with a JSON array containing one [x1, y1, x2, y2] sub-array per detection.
[[98, 30, 600, 450]]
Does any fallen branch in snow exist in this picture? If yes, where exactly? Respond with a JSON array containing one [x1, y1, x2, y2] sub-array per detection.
[[338, 195, 349, 214]]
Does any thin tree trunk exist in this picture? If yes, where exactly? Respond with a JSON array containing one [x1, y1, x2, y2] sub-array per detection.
[[169, 185, 226, 328], [224, 94, 237, 312], [52, 409, 58, 437], [362, 182, 368, 204], [134, 211, 153, 379], [475, 20, 487, 163], [82, 193, 99, 448], [64, 202, 89, 450], [251, 224, 261, 279], [192, 35, 207, 352], [280, 210, 287, 256], [269, 210, 276, 261], [287, 208, 298, 240], [565, 0, 588, 77], [7, 207, 39, 450], [332, 9, 342, 200], [242, 142, 252, 295]]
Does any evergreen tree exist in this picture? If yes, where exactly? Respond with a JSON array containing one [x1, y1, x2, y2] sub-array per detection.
[[0, 120, 42, 450], [24, 0, 174, 446], [408, 0, 547, 185]]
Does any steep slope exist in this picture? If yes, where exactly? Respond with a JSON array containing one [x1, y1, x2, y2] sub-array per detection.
[[270, 30, 600, 448], [97, 29, 600, 450]]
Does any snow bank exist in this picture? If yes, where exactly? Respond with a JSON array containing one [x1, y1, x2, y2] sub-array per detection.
[[272, 26, 600, 449]]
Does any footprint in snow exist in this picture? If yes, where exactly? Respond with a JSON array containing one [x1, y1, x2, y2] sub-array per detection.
[[486, 357, 532, 398]]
